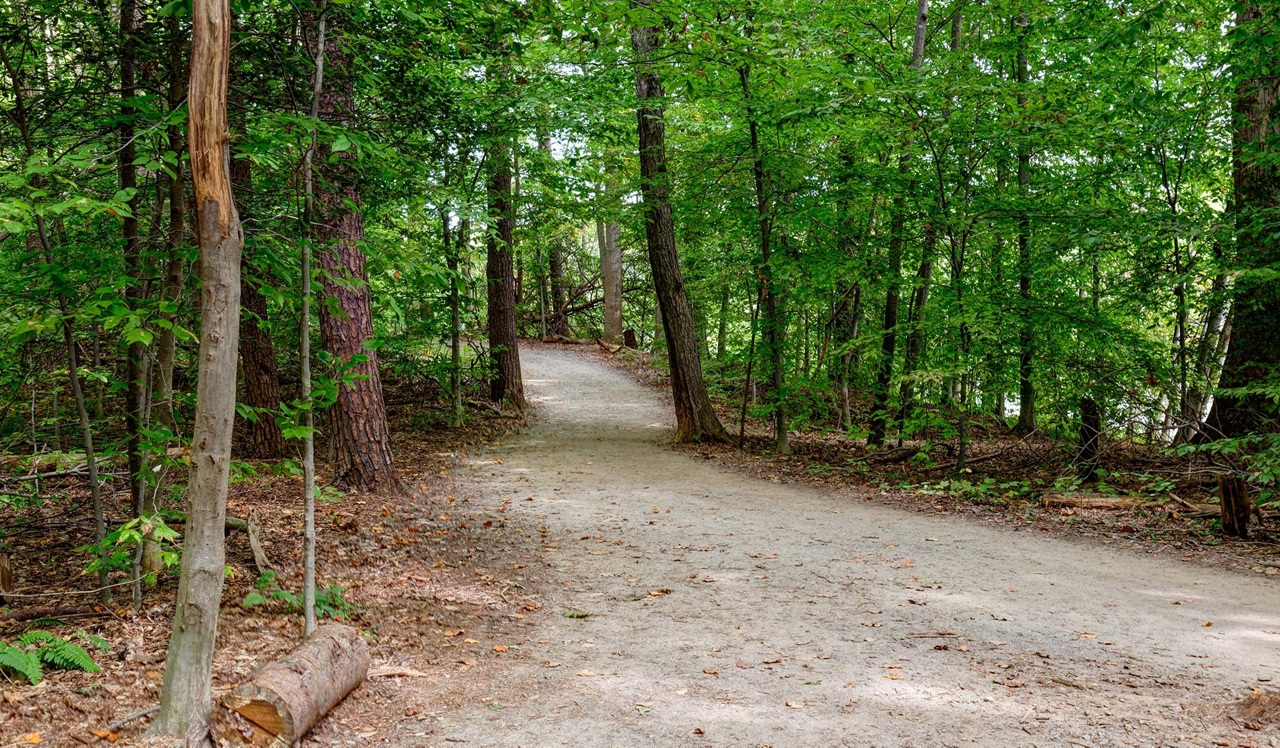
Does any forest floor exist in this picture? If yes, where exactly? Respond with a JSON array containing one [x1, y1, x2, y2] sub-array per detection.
[[4, 345, 1280, 746]]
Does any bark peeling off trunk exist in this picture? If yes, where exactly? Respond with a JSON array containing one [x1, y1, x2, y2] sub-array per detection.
[[151, 0, 241, 739]]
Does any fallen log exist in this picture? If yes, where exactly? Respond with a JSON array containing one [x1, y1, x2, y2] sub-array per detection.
[[0, 605, 92, 622], [1042, 494, 1141, 510], [211, 624, 369, 747]]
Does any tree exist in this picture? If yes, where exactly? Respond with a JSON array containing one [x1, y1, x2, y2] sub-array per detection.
[[152, 0, 241, 735], [314, 13, 400, 494], [631, 0, 729, 444], [485, 138, 527, 410]]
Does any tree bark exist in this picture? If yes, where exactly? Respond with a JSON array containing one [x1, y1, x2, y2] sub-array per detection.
[[485, 140, 527, 411], [631, 6, 729, 444], [1077, 396, 1101, 483], [314, 15, 400, 494], [1205, 3, 1280, 440], [232, 157, 287, 460], [210, 624, 369, 747], [598, 185, 623, 344], [152, 0, 242, 737]]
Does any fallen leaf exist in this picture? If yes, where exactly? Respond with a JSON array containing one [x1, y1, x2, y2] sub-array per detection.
[[1203, 621, 1213, 627], [648, 588, 672, 597], [883, 673, 903, 680], [693, 728, 705, 735], [443, 630, 463, 637], [703, 668, 718, 676], [22, 735, 40, 745], [785, 701, 804, 709], [736, 659, 754, 669], [464, 638, 480, 644], [90, 730, 121, 743], [562, 610, 592, 619], [763, 657, 782, 664], [492, 645, 509, 653], [1077, 632, 1097, 639], [576, 670, 594, 677]]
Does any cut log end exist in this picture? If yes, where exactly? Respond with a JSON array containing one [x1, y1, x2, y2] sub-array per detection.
[[211, 624, 369, 747]]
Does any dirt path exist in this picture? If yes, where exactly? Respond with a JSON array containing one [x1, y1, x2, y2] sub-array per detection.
[[435, 348, 1280, 747]]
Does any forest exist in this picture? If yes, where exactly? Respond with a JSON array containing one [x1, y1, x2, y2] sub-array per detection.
[[1, 0, 1278, 742]]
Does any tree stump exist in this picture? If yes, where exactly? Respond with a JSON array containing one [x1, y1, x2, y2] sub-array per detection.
[[623, 328, 638, 349], [1219, 475, 1252, 539], [211, 624, 370, 747]]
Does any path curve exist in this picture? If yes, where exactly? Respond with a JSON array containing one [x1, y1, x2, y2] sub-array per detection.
[[439, 348, 1280, 747]]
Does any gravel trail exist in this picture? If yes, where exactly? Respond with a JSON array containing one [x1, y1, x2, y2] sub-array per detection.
[[436, 348, 1280, 747]]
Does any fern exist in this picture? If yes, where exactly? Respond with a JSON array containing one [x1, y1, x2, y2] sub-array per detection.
[[0, 642, 42, 685], [15, 631, 101, 675]]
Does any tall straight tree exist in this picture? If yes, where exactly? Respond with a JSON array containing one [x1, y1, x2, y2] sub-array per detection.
[[485, 138, 527, 410], [1012, 9, 1038, 435], [597, 177, 623, 344], [314, 13, 400, 494], [631, 0, 728, 443], [152, 0, 241, 735], [120, 0, 147, 517], [868, 0, 928, 447]]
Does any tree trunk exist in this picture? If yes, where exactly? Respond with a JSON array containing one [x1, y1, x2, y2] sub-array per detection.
[[1205, 3, 1280, 440], [152, 0, 242, 736], [1012, 10, 1038, 435], [897, 221, 935, 433], [598, 206, 623, 345], [1078, 397, 1101, 483], [233, 158, 287, 460], [548, 236, 569, 337], [1219, 475, 1252, 539], [740, 60, 787, 454], [314, 15, 400, 494], [443, 207, 464, 426], [485, 141, 527, 411], [210, 624, 369, 747], [868, 0, 928, 447], [631, 7, 728, 444], [155, 12, 187, 438], [716, 283, 729, 359], [120, 0, 148, 519]]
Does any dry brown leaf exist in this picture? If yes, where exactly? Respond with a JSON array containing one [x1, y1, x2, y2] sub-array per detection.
[[736, 659, 754, 669], [883, 673, 903, 680], [703, 668, 718, 676], [493, 645, 509, 653], [648, 588, 671, 597], [1203, 621, 1213, 627], [22, 735, 41, 745], [443, 630, 463, 637], [785, 701, 804, 709], [463, 638, 480, 644], [763, 657, 782, 664]]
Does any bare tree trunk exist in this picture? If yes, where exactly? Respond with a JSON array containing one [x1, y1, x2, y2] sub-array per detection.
[[314, 14, 400, 494], [631, 6, 728, 444], [485, 140, 527, 411], [152, 0, 242, 736]]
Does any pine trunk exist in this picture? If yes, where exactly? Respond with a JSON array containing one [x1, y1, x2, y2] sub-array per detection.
[[314, 16, 400, 494]]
